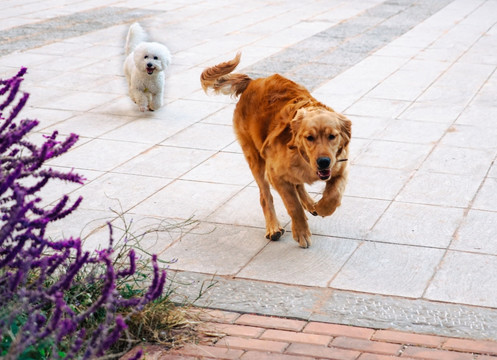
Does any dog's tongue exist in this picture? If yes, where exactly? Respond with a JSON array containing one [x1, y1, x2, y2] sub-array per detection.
[[147, 68, 154, 75], [317, 169, 331, 180]]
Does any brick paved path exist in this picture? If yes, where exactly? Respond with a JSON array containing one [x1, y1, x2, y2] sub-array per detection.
[[123, 309, 497, 359]]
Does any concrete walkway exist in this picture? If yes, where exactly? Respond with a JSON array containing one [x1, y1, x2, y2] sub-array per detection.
[[2, 0, 497, 356]]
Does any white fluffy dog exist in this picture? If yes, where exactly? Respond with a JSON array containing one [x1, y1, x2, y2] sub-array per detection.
[[124, 23, 171, 112]]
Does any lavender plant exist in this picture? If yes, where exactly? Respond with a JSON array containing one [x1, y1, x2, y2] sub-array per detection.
[[0, 68, 166, 359]]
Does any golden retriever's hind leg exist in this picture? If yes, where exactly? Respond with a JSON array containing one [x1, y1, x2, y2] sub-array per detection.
[[256, 177, 284, 241], [260, 191, 285, 241], [296, 184, 317, 216], [272, 180, 312, 248], [241, 143, 284, 241]]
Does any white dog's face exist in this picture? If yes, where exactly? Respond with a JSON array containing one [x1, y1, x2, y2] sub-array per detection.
[[133, 43, 170, 75]]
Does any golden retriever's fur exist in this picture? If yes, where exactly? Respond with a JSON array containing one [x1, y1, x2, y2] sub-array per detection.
[[201, 53, 351, 248]]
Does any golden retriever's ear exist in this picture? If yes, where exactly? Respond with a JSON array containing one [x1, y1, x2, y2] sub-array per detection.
[[339, 113, 352, 147], [288, 109, 306, 149], [261, 121, 290, 157]]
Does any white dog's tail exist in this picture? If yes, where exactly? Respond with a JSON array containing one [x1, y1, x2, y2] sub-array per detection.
[[125, 23, 148, 55]]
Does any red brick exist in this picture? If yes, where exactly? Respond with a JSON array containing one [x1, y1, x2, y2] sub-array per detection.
[[304, 322, 375, 339], [373, 330, 445, 348], [235, 314, 306, 331], [170, 343, 244, 359], [260, 329, 332, 346], [199, 321, 264, 338], [443, 338, 497, 355], [241, 350, 312, 360], [158, 355, 197, 360], [358, 354, 418, 360], [286, 343, 360, 360], [332, 336, 402, 355], [216, 335, 288, 352], [402, 345, 476, 360]]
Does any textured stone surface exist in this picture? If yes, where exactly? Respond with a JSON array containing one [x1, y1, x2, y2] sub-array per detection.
[[168, 271, 497, 341], [168, 271, 321, 320]]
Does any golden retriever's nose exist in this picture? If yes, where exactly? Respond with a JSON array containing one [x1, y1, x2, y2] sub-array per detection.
[[317, 157, 331, 169]]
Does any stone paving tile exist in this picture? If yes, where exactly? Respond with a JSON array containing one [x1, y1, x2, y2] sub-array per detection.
[[161, 122, 237, 151], [44, 208, 120, 251], [441, 124, 497, 150], [451, 209, 497, 255], [419, 145, 496, 177], [472, 177, 497, 212], [163, 223, 269, 275], [346, 97, 411, 119], [424, 251, 497, 308], [352, 140, 433, 171], [206, 185, 290, 229], [237, 235, 360, 287], [113, 145, 216, 179], [330, 242, 445, 298], [307, 196, 390, 239], [399, 101, 466, 124], [377, 119, 449, 145], [129, 180, 242, 220], [40, 112, 134, 138], [366, 59, 450, 101], [70, 172, 170, 212], [366, 202, 464, 248], [46, 138, 151, 172], [344, 165, 411, 200], [180, 152, 253, 186], [396, 172, 483, 208]]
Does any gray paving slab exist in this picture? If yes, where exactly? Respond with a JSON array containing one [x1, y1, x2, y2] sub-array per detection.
[[2, 0, 497, 342], [167, 270, 497, 341]]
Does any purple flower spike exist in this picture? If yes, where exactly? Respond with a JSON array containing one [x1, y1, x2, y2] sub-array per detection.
[[1, 68, 168, 359]]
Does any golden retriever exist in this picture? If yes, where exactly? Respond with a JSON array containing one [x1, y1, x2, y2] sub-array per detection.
[[200, 53, 351, 248]]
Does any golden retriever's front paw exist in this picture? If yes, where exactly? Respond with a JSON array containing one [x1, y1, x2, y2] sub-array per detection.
[[293, 228, 312, 248], [315, 198, 340, 217], [302, 202, 318, 216], [265, 227, 285, 241], [295, 233, 312, 248], [309, 205, 318, 217]]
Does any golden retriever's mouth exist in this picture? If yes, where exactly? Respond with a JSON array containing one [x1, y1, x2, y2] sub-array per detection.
[[317, 169, 331, 180]]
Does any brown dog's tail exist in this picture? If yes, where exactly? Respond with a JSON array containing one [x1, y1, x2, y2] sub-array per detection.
[[200, 53, 251, 97]]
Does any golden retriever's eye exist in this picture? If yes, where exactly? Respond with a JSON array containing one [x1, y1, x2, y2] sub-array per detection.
[[328, 134, 336, 140], [306, 135, 315, 142]]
